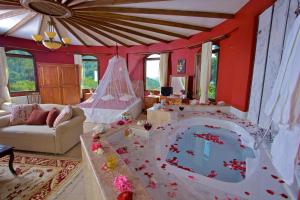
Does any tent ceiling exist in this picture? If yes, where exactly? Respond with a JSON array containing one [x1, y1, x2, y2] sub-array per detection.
[[0, 0, 249, 47]]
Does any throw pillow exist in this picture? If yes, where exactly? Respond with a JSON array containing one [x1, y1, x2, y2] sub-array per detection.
[[46, 108, 60, 128], [10, 104, 39, 125], [119, 94, 133, 101], [101, 94, 115, 101], [53, 105, 72, 128], [26, 109, 49, 125]]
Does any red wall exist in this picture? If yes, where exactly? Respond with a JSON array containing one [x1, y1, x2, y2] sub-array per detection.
[[0, 0, 275, 111]]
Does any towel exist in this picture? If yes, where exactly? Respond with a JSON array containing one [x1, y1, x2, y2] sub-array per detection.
[[271, 126, 300, 185], [264, 15, 300, 185]]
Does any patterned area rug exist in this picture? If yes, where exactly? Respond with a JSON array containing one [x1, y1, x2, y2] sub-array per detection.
[[0, 153, 81, 200]]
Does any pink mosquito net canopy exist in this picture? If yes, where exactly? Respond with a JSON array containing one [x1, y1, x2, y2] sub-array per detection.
[[79, 56, 141, 123]]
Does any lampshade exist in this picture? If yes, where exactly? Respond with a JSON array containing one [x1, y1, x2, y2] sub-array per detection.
[[42, 40, 62, 50], [62, 37, 71, 45], [32, 20, 71, 50], [45, 31, 57, 39], [32, 34, 43, 42]]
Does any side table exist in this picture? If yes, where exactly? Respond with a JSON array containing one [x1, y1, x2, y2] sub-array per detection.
[[0, 144, 17, 175]]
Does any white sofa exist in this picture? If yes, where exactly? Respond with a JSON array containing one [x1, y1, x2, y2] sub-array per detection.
[[0, 104, 86, 154], [0, 100, 11, 117]]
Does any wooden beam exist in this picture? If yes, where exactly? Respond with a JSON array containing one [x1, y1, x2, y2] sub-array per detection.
[[3, 12, 37, 36], [69, 0, 169, 8], [71, 18, 148, 46], [56, 18, 88, 46], [37, 14, 44, 35], [64, 19, 110, 47], [68, 21, 130, 47], [74, 12, 211, 31], [62, 0, 73, 4], [0, 0, 20, 6], [72, 16, 169, 43], [0, 4, 21, 9], [76, 13, 188, 39], [50, 17, 63, 42], [0, 9, 28, 20], [74, 7, 234, 19]]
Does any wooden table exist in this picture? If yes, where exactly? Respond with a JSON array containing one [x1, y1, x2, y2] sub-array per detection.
[[0, 145, 16, 175], [83, 92, 93, 101], [144, 95, 160, 109]]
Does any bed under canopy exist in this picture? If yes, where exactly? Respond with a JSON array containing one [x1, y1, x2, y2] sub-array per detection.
[[79, 56, 142, 123]]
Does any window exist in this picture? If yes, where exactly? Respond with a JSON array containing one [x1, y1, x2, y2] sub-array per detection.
[[81, 55, 99, 89], [6, 50, 36, 93], [145, 54, 160, 91], [208, 45, 220, 100]]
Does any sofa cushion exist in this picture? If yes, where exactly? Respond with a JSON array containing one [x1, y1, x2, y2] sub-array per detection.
[[27, 109, 49, 125], [0, 125, 56, 153], [10, 104, 38, 125], [46, 108, 60, 128], [0, 125, 55, 135], [53, 105, 72, 128], [0, 110, 10, 117]]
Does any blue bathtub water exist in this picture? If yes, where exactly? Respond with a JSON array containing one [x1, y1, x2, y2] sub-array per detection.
[[165, 125, 255, 183]]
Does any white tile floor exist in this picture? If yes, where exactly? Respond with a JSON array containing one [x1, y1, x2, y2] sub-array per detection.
[[53, 169, 86, 200], [52, 122, 99, 200]]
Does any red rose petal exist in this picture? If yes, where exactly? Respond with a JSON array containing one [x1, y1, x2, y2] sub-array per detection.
[[280, 193, 288, 199], [271, 174, 278, 179], [266, 189, 275, 195], [244, 191, 250, 196], [278, 179, 285, 184]]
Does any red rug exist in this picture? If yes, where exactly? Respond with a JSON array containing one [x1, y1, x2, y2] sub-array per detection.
[[0, 153, 81, 200]]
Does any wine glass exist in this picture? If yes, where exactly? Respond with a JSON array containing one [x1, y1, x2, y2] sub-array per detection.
[[144, 121, 152, 131], [179, 106, 184, 118]]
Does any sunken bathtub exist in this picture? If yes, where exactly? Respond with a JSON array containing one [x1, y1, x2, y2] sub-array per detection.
[[104, 112, 292, 200]]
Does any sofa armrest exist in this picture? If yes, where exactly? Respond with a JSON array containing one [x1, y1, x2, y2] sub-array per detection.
[[54, 115, 86, 154], [55, 116, 85, 134], [0, 115, 10, 128], [1, 102, 15, 112]]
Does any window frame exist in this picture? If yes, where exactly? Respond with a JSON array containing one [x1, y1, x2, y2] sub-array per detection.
[[81, 55, 99, 90], [144, 54, 161, 92], [5, 49, 38, 97], [209, 44, 220, 102]]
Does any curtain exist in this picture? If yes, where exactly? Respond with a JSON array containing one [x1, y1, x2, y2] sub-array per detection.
[[193, 54, 201, 98], [159, 53, 169, 87], [199, 42, 212, 104], [0, 47, 10, 103], [74, 54, 83, 98]]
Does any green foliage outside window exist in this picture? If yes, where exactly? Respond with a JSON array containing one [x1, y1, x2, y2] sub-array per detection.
[[81, 56, 99, 89], [146, 77, 160, 91], [145, 55, 160, 91], [208, 52, 218, 100], [6, 51, 36, 92]]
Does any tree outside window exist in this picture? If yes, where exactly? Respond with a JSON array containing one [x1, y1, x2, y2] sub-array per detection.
[[208, 45, 220, 100], [145, 54, 160, 91], [81, 55, 99, 89], [6, 50, 36, 93]]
